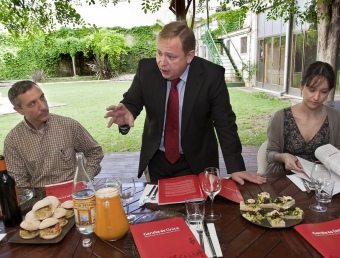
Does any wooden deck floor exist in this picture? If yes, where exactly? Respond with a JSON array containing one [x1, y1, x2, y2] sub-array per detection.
[[97, 146, 259, 182]]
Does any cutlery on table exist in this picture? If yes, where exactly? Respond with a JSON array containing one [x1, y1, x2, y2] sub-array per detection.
[[32, 188, 37, 198], [196, 222, 204, 251], [302, 179, 311, 193], [203, 221, 217, 258], [151, 187, 158, 200], [139, 185, 156, 206]]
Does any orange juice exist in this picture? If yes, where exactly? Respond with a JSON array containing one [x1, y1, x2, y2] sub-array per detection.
[[94, 187, 129, 241]]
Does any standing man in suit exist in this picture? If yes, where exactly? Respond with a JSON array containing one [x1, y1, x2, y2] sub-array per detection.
[[104, 21, 265, 185]]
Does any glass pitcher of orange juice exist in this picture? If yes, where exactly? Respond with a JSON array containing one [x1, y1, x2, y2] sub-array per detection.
[[94, 178, 129, 241]]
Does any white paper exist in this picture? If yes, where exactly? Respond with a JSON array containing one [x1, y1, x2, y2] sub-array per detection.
[[189, 223, 223, 258], [315, 144, 340, 176], [286, 175, 307, 192], [138, 184, 158, 205]]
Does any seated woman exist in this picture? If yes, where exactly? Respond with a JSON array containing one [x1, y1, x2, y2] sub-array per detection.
[[266, 61, 340, 173]]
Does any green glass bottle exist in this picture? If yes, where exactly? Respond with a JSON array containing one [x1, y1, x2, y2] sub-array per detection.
[[0, 155, 22, 227]]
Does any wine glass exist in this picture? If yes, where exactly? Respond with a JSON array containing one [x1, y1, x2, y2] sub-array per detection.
[[120, 177, 136, 223], [309, 161, 331, 212], [201, 167, 222, 220]]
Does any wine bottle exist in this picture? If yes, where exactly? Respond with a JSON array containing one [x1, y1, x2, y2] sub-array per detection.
[[0, 155, 22, 227], [72, 152, 95, 235]]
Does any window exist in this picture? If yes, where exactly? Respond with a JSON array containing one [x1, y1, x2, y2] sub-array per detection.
[[240, 37, 247, 54]]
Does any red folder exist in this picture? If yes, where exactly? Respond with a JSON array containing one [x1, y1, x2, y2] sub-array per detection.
[[158, 174, 243, 205], [45, 180, 73, 202], [130, 217, 207, 258], [294, 218, 340, 257]]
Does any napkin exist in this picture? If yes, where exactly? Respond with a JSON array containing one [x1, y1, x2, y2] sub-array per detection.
[[189, 223, 223, 258], [286, 174, 308, 192], [0, 234, 6, 241], [287, 174, 340, 195], [138, 184, 158, 205]]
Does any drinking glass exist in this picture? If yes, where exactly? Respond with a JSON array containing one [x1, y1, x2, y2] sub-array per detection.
[[316, 178, 335, 203], [185, 198, 205, 225], [120, 177, 136, 223], [309, 161, 331, 212], [201, 167, 222, 220]]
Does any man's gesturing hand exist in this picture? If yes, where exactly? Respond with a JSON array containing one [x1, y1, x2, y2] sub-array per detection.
[[104, 103, 134, 128]]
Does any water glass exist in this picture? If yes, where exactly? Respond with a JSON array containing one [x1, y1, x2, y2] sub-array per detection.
[[185, 198, 205, 225], [120, 177, 136, 223], [316, 179, 335, 203], [309, 162, 331, 212]]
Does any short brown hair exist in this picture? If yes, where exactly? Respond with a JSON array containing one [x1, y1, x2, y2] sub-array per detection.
[[157, 21, 196, 55], [8, 80, 39, 107]]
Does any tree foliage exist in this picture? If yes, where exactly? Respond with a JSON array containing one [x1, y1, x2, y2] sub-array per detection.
[[0, 0, 84, 37], [209, 8, 247, 37], [0, 0, 216, 37], [0, 25, 160, 80]]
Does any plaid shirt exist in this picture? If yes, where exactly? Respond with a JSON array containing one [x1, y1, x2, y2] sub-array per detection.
[[4, 114, 104, 187]]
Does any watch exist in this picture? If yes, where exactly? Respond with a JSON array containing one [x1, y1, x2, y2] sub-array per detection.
[[119, 125, 130, 135]]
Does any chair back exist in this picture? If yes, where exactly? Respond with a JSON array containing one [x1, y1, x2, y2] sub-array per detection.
[[257, 140, 268, 175], [144, 167, 151, 182]]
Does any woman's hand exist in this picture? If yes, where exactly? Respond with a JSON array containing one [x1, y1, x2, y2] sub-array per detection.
[[283, 153, 303, 172]]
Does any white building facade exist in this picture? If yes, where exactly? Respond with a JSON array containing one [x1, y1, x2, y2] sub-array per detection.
[[194, 3, 340, 99]]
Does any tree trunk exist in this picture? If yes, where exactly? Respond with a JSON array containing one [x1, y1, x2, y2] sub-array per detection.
[[206, 0, 209, 29], [174, 0, 186, 21], [71, 55, 77, 77], [317, 0, 340, 100]]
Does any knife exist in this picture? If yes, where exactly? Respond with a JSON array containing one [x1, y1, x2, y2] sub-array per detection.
[[302, 179, 311, 193], [139, 185, 156, 206], [203, 221, 217, 258]]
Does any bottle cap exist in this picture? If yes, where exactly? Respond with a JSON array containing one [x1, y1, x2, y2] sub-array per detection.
[[82, 238, 92, 247]]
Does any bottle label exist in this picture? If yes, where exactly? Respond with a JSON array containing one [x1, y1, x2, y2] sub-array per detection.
[[73, 195, 96, 226]]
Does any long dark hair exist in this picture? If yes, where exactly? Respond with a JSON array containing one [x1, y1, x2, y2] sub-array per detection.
[[301, 61, 335, 91]]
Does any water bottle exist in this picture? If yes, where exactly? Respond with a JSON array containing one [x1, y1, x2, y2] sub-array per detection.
[[0, 155, 22, 227], [72, 152, 95, 234]]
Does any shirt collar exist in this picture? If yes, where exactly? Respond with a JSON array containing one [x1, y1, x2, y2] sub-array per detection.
[[179, 64, 190, 83], [23, 116, 49, 132]]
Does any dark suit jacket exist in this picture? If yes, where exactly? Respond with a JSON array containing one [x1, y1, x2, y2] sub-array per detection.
[[121, 56, 246, 178]]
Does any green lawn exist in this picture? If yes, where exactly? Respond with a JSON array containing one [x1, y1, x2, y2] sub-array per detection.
[[0, 81, 291, 154]]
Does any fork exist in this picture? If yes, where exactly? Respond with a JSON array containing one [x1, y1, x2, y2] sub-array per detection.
[[196, 221, 205, 251], [151, 187, 158, 200]]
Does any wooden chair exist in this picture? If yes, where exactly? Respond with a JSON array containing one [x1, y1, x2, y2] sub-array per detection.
[[144, 167, 151, 182], [257, 140, 268, 175]]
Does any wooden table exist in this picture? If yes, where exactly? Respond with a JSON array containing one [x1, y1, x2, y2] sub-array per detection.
[[1, 173, 339, 257]]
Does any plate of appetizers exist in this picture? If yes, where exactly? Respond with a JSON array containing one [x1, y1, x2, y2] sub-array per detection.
[[240, 192, 304, 228], [9, 197, 75, 244]]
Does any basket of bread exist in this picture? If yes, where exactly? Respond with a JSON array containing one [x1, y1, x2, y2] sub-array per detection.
[[19, 196, 74, 240], [240, 192, 304, 228]]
